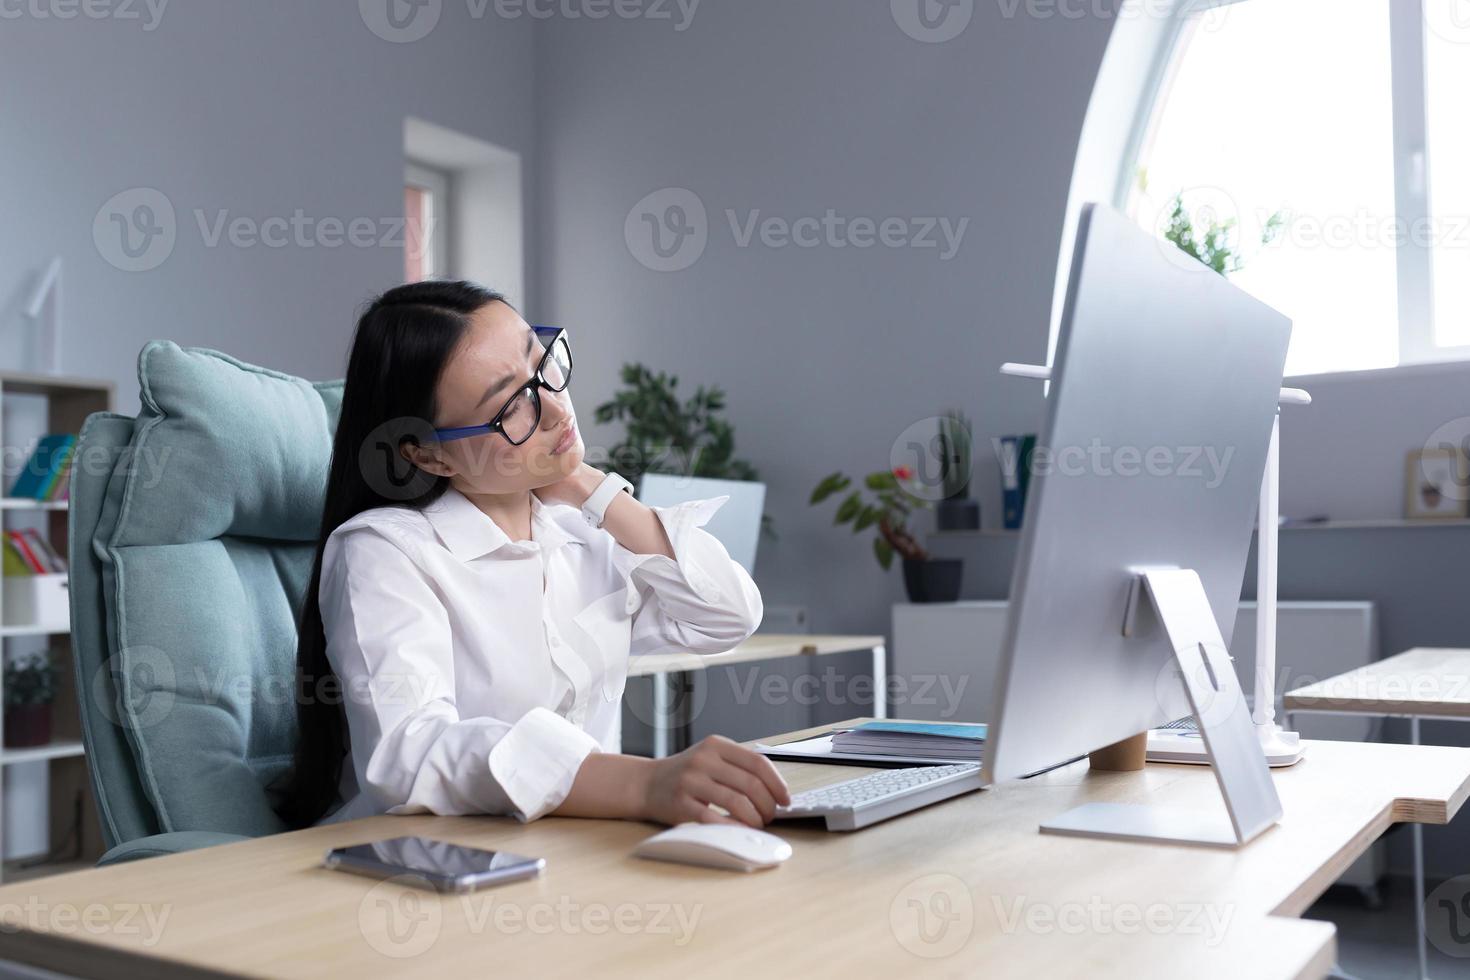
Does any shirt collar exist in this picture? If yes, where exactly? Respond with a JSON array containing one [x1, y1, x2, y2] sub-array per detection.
[[423, 486, 580, 562]]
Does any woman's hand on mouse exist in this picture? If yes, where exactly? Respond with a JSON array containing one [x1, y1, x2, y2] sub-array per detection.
[[641, 735, 791, 827]]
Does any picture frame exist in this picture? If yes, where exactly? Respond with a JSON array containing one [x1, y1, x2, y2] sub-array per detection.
[[1405, 448, 1470, 520]]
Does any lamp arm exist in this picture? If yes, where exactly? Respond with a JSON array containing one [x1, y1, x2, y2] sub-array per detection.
[[1253, 411, 1281, 728]]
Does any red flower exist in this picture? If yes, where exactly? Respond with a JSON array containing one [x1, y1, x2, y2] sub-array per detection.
[[892, 466, 914, 481]]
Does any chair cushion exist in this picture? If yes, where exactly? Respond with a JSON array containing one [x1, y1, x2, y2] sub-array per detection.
[[95, 341, 343, 836], [69, 412, 161, 850]]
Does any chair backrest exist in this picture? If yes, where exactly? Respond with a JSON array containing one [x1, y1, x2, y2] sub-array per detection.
[[69, 342, 342, 849]]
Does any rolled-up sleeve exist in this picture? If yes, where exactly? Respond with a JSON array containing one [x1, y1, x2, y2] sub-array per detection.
[[614, 495, 764, 656], [321, 525, 600, 822]]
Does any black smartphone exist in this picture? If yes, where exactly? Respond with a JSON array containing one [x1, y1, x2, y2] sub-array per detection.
[[324, 836, 545, 894]]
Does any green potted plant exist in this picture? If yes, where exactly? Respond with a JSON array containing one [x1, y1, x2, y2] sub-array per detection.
[[594, 363, 771, 534], [935, 408, 979, 531], [4, 650, 59, 748], [810, 467, 963, 603]]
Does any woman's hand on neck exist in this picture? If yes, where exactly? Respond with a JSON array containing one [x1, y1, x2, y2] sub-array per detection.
[[532, 462, 605, 509]]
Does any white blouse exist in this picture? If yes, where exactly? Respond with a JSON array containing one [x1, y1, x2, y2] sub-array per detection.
[[314, 484, 762, 826]]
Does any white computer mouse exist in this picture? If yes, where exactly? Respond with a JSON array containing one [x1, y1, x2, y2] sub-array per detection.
[[633, 823, 793, 872]]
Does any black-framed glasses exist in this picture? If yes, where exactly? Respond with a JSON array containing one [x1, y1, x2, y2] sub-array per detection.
[[432, 326, 572, 446]]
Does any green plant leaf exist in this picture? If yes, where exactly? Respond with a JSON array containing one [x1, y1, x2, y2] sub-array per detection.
[[866, 471, 899, 491], [595, 360, 763, 501], [809, 472, 850, 504], [853, 505, 879, 532], [834, 492, 861, 524], [874, 536, 894, 571]]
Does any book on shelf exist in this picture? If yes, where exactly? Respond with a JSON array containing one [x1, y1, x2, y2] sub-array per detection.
[[7, 433, 78, 501], [21, 529, 64, 572], [999, 434, 1037, 531], [2, 539, 33, 577], [5, 531, 47, 574], [3, 530, 65, 575]]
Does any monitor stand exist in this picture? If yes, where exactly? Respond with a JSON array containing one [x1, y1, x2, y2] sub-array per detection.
[[1039, 568, 1284, 848]]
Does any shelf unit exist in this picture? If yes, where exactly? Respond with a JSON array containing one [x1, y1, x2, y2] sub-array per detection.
[[932, 518, 1470, 538], [0, 371, 113, 882]]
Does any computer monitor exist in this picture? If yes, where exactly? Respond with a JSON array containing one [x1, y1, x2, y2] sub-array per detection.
[[635, 474, 765, 574], [981, 203, 1292, 847]]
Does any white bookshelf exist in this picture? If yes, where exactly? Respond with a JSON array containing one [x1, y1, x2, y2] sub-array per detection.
[[0, 371, 112, 882], [0, 500, 68, 512], [0, 626, 69, 639], [0, 740, 85, 766]]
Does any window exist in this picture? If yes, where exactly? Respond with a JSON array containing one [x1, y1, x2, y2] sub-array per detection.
[[1129, 0, 1470, 376], [403, 118, 525, 304], [1425, 6, 1470, 349], [404, 161, 449, 283]]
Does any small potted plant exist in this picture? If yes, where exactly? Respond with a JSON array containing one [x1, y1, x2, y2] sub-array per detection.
[[810, 467, 963, 603], [594, 363, 773, 536], [935, 408, 979, 531], [4, 651, 59, 748]]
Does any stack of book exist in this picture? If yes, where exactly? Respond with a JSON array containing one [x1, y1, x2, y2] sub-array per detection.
[[2, 531, 65, 578], [756, 720, 987, 766], [7, 433, 77, 502], [831, 721, 986, 762], [3, 529, 66, 575]]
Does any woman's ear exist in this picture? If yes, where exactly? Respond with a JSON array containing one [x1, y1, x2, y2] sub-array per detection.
[[400, 439, 455, 478]]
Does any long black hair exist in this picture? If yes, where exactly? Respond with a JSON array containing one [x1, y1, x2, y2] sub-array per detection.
[[276, 279, 506, 828]]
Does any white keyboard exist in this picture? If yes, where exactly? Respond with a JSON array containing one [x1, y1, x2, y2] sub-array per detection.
[[774, 763, 985, 831]]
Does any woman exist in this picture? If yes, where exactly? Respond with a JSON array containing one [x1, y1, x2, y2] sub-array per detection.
[[278, 280, 789, 830]]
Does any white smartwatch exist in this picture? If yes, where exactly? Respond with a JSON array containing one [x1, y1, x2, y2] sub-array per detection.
[[581, 472, 634, 528]]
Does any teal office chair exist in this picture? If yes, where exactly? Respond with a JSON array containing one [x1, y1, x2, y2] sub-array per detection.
[[69, 341, 342, 865]]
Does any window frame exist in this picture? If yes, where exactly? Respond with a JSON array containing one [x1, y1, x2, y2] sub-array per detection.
[[1127, 0, 1470, 374], [405, 160, 451, 280]]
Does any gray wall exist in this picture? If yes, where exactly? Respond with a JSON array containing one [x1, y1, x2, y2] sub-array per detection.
[[533, 0, 1113, 657], [0, 1, 538, 404], [1281, 360, 1470, 522]]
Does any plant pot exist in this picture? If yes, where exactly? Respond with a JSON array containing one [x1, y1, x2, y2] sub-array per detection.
[[4, 703, 52, 748], [935, 498, 980, 531], [902, 558, 963, 603]]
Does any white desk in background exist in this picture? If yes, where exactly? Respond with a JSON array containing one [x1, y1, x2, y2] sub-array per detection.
[[626, 632, 887, 756]]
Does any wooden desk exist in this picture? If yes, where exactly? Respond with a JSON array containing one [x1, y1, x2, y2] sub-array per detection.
[[627, 633, 886, 756], [1286, 647, 1470, 979], [0, 721, 1466, 979], [1285, 646, 1470, 719]]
